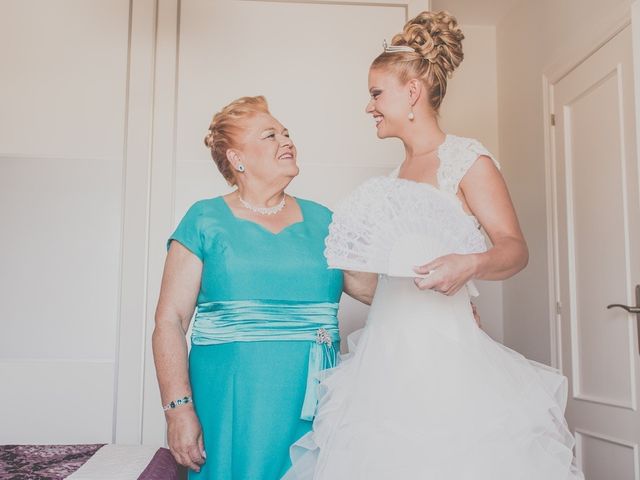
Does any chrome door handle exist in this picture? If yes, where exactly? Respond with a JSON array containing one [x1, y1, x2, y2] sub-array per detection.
[[607, 285, 640, 355]]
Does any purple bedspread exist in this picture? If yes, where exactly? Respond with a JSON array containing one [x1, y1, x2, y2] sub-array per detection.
[[137, 448, 184, 480], [0, 444, 104, 480]]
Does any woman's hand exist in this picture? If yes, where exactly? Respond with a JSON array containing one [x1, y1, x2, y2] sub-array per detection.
[[413, 253, 478, 296], [166, 407, 206, 472]]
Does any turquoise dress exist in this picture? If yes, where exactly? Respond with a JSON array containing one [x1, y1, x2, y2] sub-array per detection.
[[168, 196, 343, 480]]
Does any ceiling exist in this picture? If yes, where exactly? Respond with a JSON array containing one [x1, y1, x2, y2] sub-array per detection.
[[431, 0, 525, 26]]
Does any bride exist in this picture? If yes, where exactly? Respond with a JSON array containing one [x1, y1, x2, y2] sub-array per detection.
[[284, 11, 583, 479]]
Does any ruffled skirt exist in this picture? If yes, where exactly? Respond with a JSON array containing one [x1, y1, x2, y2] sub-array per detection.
[[283, 276, 583, 479]]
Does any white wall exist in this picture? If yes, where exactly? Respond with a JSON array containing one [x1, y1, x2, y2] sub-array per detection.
[[440, 25, 503, 342], [496, 0, 633, 364]]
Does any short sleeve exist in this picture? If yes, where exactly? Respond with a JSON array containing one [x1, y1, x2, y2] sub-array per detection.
[[438, 136, 500, 194], [167, 202, 204, 261]]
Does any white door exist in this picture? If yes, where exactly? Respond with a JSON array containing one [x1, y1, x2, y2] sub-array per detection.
[[552, 26, 640, 479], [0, 0, 131, 444], [139, 0, 428, 443]]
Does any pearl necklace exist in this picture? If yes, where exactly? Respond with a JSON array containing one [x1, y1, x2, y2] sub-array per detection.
[[239, 194, 286, 215]]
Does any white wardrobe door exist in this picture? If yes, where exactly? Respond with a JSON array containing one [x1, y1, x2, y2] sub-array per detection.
[[0, 0, 130, 443]]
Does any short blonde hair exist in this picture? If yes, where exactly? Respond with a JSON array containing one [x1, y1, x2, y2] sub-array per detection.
[[371, 11, 464, 112], [204, 96, 270, 185]]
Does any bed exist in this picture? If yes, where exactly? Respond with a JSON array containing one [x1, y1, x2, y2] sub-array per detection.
[[0, 444, 184, 480]]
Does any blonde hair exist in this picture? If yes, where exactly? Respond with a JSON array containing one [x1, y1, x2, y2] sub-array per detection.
[[371, 11, 464, 112], [204, 96, 270, 185]]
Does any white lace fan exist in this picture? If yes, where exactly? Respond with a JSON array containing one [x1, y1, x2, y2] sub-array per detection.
[[325, 176, 487, 294]]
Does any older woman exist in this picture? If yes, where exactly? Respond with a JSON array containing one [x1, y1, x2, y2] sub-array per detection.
[[152, 96, 374, 479]]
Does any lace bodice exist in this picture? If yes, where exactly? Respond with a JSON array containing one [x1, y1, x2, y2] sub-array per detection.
[[325, 135, 496, 276], [389, 134, 499, 194]]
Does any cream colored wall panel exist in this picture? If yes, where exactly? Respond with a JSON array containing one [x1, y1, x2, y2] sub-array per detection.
[[432, 0, 519, 25], [175, 0, 406, 169], [576, 431, 638, 480], [0, 360, 114, 444], [440, 26, 500, 155], [0, 0, 130, 159], [0, 158, 123, 359]]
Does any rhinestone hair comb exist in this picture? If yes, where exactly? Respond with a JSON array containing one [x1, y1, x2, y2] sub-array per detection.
[[383, 39, 415, 53]]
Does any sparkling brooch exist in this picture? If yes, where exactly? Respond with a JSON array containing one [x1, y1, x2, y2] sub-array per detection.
[[316, 328, 333, 347]]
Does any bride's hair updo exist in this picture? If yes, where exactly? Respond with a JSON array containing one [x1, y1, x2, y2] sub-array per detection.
[[204, 96, 270, 185], [372, 11, 464, 111]]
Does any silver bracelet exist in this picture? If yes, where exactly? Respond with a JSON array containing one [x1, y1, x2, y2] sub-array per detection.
[[163, 395, 193, 411]]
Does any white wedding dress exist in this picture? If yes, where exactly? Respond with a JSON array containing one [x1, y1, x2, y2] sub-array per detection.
[[283, 135, 583, 480]]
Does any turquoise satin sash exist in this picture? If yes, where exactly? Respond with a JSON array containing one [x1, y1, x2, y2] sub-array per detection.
[[193, 299, 340, 421]]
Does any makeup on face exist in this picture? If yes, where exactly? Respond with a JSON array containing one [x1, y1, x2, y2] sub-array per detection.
[[242, 114, 298, 172], [259, 127, 295, 162], [367, 69, 412, 138], [259, 127, 291, 141]]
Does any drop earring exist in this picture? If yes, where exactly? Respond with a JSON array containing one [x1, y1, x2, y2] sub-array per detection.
[[408, 107, 415, 121]]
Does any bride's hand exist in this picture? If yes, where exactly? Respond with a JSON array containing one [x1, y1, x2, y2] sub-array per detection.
[[413, 254, 478, 296]]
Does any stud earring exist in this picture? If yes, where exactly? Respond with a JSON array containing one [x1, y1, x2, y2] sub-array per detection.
[[236, 164, 245, 172], [408, 108, 415, 121]]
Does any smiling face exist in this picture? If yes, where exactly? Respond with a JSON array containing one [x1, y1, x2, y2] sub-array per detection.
[[229, 112, 299, 184], [366, 67, 412, 139]]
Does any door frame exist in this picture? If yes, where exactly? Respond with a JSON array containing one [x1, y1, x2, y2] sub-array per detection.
[[542, 3, 632, 370]]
